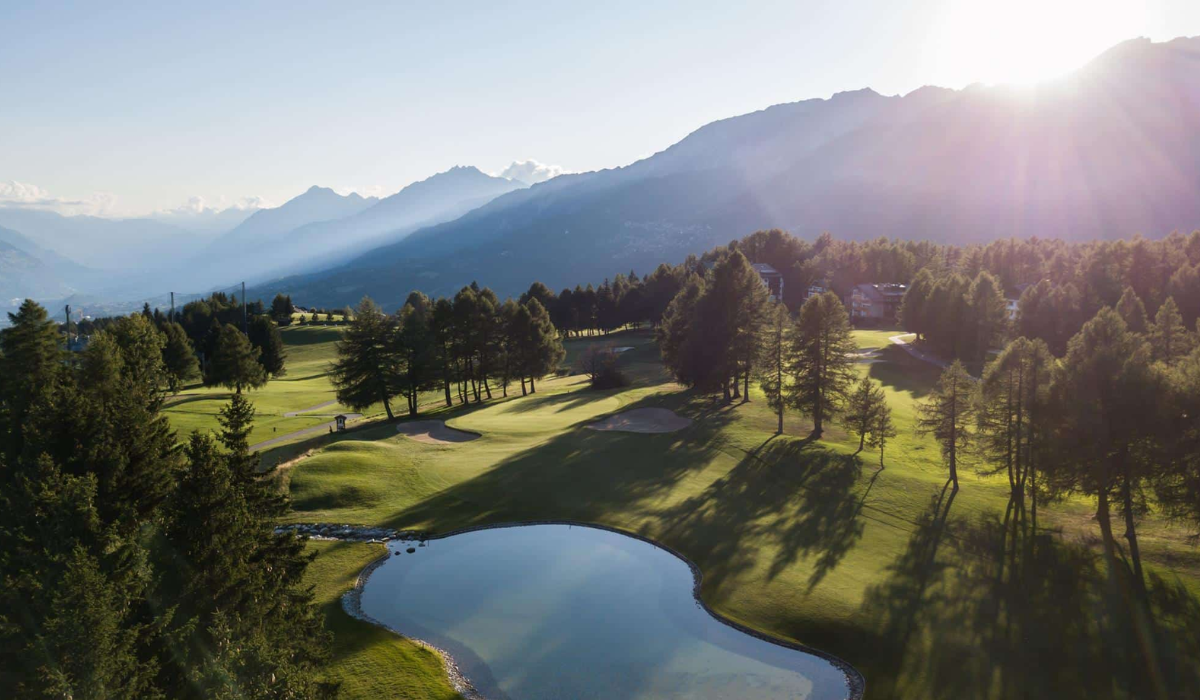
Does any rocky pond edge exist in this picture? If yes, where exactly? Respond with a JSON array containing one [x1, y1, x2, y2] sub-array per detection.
[[279, 520, 866, 700]]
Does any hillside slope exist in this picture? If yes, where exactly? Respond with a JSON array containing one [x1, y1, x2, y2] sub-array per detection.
[[260, 36, 1200, 309]]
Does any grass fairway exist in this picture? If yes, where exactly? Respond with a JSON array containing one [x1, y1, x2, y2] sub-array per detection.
[[164, 325, 386, 446], [283, 329, 1200, 699]]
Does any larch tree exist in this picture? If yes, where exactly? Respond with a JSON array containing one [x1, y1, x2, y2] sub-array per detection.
[[755, 300, 790, 434], [330, 297, 398, 419], [787, 291, 856, 438], [845, 376, 887, 454], [395, 293, 438, 416], [1150, 296, 1192, 364], [867, 400, 897, 468], [1116, 287, 1149, 335], [965, 270, 1009, 361], [976, 337, 1055, 519], [916, 359, 976, 491], [520, 298, 564, 393], [1051, 308, 1157, 588]]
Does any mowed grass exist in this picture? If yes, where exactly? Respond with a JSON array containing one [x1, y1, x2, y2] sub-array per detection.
[[164, 325, 385, 446], [286, 328, 1200, 699], [304, 540, 459, 699]]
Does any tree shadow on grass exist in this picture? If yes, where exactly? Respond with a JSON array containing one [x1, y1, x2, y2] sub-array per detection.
[[859, 489, 1200, 699], [655, 435, 866, 593], [868, 346, 940, 399], [381, 392, 741, 533], [499, 386, 620, 415]]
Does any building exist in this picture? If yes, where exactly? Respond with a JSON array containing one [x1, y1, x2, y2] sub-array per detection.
[[1005, 297, 1020, 320], [849, 283, 907, 321], [751, 263, 784, 302], [804, 283, 829, 302], [335, 415, 348, 432]]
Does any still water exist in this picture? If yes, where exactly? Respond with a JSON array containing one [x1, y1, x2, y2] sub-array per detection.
[[360, 524, 852, 700]]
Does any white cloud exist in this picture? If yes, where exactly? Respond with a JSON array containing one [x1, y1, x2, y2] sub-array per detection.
[[0, 180, 120, 217], [497, 159, 569, 185], [153, 194, 271, 219]]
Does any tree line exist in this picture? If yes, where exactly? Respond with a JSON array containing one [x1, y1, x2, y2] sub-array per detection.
[[0, 300, 331, 698], [331, 284, 564, 420], [65, 292, 290, 395]]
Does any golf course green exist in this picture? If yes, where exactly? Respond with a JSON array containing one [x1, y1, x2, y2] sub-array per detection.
[[221, 324, 1199, 699]]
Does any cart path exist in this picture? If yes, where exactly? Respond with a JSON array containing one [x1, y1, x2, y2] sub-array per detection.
[[251, 412, 362, 451], [284, 399, 340, 417], [888, 333, 948, 368]]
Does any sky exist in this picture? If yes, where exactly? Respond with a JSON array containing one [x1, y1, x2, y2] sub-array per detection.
[[2, 0, 1199, 219]]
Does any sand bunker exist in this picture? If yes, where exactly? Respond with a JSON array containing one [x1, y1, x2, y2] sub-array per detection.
[[396, 421, 480, 445], [585, 408, 692, 434]]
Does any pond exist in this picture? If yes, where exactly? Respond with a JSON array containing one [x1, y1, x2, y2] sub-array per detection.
[[359, 524, 854, 700]]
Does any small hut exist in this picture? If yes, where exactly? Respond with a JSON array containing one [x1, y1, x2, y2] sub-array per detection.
[[334, 415, 348, 432]]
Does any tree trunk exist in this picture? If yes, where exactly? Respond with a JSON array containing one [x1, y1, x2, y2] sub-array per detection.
[[1121, 470, 1146, 592], [521, 377, 527, 396], [731, 373, 741, 400], [483, 377, 493, 400], [743, 367, 750, 402], [529, 375, 536, 393], [723, 376, 731, 403], [856, 432, 866, 455]]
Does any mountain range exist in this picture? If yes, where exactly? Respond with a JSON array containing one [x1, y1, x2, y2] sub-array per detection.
[[254, 36, 1200, 309], [5, 36, 1200, 318]]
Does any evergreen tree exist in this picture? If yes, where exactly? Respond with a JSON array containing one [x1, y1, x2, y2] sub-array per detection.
[[330, 297, 398, 419], [657, 273, 706, 388], [965, 270, 1009, 361], [787, 291, 856, 438], [520, 298, 564, 393], [109, 313, 167, 396], [430, 297, 456, 407], [161, 321, 199, 393], [755, 301, 790, 434], [248, 315, 288, 376], [976, 337, 1054, 516], [844, 376, 887, 454], [1150, 296, 1191, 364], [867, 400, 897, 467], [1115, 286, 1149, 335], [270, 293, 295, 324], [205, 324, 268, 393], [916, 360, 976, 491], [395, 294, 438, 416], [0, 299, 63, 457], [1052, 308, 1158, 589], [899, 268, 934, 339]]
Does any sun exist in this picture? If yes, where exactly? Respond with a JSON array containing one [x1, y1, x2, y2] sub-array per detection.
[[930, 0, 1151, 85]]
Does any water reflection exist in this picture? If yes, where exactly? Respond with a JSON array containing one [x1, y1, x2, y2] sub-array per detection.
[[361, 524, 852, 700]]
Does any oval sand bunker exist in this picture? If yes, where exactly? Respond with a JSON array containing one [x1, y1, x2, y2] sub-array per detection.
[[586, 407, 692, 434], [396, 420, 480, 444]]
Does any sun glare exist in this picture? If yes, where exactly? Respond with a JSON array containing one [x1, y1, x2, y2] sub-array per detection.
[[932, 0, 1151, 85]]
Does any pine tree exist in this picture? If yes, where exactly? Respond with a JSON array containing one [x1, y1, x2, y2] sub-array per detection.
[[976, 337, 1054, 514], [1150, 296, 1192, 364], [899, 268, 934, 339], [755, 301, 790, 434], [395, 294, 438, 416], [1053, 308, 1158, 589], [1116, 287, 1149, 335], [331, 297, 398, 419], [844, 376, 887, 454], [248, 315, 287, 376], [521, 298, 564, 393], [916, 360, 976, 491], [0, 299, 63, 457], [161, 321, 199, 393], [787, 291, 856, 438], [867, 400, 897, 468], [205, 324, 267, 393], [965, 270, 1009, 361], [109, 313, 167, 396]]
